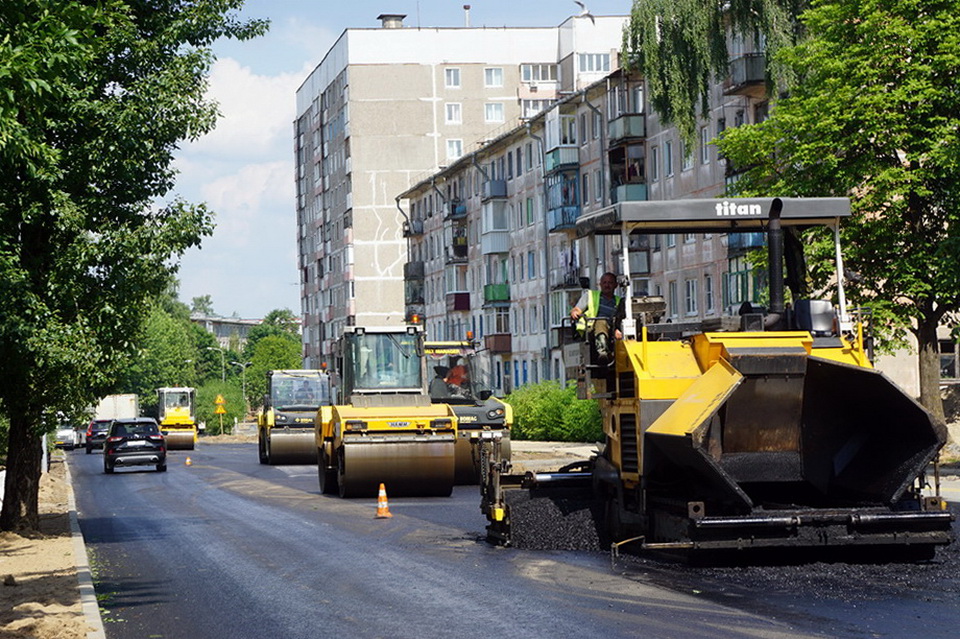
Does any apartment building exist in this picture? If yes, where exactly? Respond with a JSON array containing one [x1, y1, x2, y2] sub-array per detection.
[[294, 13, 627, 368], [400, 49, 772, 393]]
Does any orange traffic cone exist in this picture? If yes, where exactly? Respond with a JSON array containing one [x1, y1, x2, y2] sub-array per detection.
[[375, 483, 392, 519], [185, 456, 192, 466]]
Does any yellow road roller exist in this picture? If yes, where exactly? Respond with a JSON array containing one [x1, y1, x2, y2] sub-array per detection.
[[157, 386, 197, 450], [316, 323, 458, 498], [257, 369, 332, 465], [425, 339, 512, 484], [481, 197, 954, 561]]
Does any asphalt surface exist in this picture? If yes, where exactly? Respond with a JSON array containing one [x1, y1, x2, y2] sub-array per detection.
[[68, 443, 960, 639]]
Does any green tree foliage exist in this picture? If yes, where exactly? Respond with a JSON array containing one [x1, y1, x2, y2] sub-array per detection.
[[623, 0, 806, 145], [122, 304, 198, 414], [505, 381, 602, 442], [196, 380, 245, 435], [716, 0, 960, 419], [245, 334, 303, 410], [243, 308, 300, 360], [191, 294, 216, 316], [0, 1, 267, 532]]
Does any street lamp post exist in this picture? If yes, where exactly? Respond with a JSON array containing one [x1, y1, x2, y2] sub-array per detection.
[[231, 361, 252, 412], [206, 346, 225, 383]]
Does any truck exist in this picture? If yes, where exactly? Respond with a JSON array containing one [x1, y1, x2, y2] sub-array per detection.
[[316, 322, 459, 498], [94, 394, 139, 421], [480, 197, 954, 561], [258, 369, 332, 464], [157, 386, 197, 450], [424, 340, 512, 483]]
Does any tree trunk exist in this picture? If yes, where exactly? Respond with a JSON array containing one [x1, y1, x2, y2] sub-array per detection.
[[916, 316, 946, 424], [0, 414, 42, 533]]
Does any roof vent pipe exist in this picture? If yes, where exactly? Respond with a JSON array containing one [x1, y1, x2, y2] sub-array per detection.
[[463, 5, 471, 27], [377, 14, 406, 28]]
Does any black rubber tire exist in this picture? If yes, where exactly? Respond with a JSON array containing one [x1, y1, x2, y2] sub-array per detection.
[[103, 461, 114, 474], [258, 431, 268, 464], [156, 463, 167, 472], [318, 448, 338, 494], [86, 445, 92, 455]]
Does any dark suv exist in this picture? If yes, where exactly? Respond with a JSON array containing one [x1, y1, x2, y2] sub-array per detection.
[[85, 419, 112, 454], [103, 417, 167, 473]]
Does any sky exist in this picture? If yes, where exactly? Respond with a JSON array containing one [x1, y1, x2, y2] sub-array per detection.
[[171, 0, 634, 319]]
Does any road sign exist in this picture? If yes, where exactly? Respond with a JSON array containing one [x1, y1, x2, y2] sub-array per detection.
[[215, 405, 227, 415], [215, 394, 225, 405]]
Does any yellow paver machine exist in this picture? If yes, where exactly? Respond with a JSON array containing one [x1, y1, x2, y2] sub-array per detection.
[[481, 197, 954, 561]]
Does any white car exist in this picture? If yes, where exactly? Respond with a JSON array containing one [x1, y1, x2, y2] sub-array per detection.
[[54, 427, 79, 450]]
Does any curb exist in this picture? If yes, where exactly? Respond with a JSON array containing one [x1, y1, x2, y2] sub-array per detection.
[[64, 460, 107, 639]]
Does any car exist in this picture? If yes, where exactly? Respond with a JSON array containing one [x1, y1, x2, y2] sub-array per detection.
[[54, 427, 78, 450], [85, 419, 112, 454], [102, 417, 167, 474]]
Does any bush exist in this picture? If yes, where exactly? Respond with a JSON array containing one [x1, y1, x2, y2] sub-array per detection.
[[505, 381, 602, 442], [195, 381, 246, 435]]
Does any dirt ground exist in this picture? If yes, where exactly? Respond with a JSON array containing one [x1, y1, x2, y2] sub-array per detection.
[[0, 456, 90, 639]]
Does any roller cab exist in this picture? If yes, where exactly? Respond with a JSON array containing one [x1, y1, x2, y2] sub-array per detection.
[[425, 340, 513, 484], [317, 324, 458, 498], [257, 370, 331, 465], [157, 386, 197, 450]]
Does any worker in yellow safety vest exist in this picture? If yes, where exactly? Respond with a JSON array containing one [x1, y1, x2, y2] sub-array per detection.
[[570, 272, 623, 363]]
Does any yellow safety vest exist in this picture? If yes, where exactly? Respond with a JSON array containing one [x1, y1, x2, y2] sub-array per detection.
[[577, 290, 621, 332]]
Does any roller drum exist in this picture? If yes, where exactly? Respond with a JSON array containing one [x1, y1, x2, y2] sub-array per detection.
[[338, 436, 455, 498], [267, 429, 318, 465], [164, 429, 196, 450]]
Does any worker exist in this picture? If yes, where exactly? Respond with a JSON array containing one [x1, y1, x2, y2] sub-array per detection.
[[570, 271, 623, 362], [430, 365, 450, 398], [445, 361, 469, 397], [294, 383, 315, 402]]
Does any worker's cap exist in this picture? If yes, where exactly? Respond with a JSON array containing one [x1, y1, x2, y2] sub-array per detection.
[[434, 365, 449, 376]]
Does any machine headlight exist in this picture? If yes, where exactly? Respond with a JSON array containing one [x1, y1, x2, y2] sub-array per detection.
[[486, 408, 505, 420]]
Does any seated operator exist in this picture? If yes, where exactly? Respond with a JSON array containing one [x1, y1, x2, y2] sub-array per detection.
[[430, 366, 451, 399], [570, 272, 624, 363]]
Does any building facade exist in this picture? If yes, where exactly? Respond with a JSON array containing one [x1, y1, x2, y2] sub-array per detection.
[[295, 13, 628, 369]]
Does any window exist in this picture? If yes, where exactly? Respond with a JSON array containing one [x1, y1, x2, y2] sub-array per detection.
[[445, 103, 461, 124], [664, 140, 674, 177], [700, 125, 711, 164], [445, 68, 460, 88], [521, 99, 552, 119], [705, 275, 715, 312], [507, 151, 513, 179], [446, 139, 463, 159], [516, 148, 522, 176], [651, 146, 660, 181], [666, 234, 676, 248], [526, 197, 534, 225], [681, 141, 693, 171], [578, 53, 610, 73], [582, 173, 589, 204], [595, 170, 602, 201], [580, 114, 588, 146], [525, 143, 533, 170], [668, 281, 678, 317], [685, 279, 698, 316], [521, 63, 557, 83], [527, 251, 536, 279], [484, 67, 504, 87], [592, 111, 601, 139], [485, 102, 504, 123]]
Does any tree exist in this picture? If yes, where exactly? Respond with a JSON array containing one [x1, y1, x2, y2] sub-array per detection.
[[715, 0, 960, 420], [245, 334, 303, 410], [622, 0, 807, 145], [191, 294, 216, 316], [0, 1, 267, 532], [243, 308, 300, 360]]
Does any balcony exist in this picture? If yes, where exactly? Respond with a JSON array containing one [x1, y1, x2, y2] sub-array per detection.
[[548, 205, 580, 232], [485, 333, 512, 354], [403, 218, 424, 237], [550, 270, 580, 290], [608, 114, 646, 143], [403, 260, 424, 280], [446, 292, 471, 313], [482, 179, 507, 201], [723, 53, 767, 98], [445, 243, 468, 264], [544, 147, 579, 173], [483, 283, 510, 303], [611, 183, 648, 204], [446, 200, 467, 220], [481, 228, 510, 254]]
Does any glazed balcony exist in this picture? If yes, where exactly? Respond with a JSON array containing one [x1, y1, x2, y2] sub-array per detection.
[[611, 183, 648, 204], [484, 333, 512, 354], [445, 200, 467, 220], [548, 205, 580, 232], [608, 114, 646, 143], [482, 179, 507, 201], [403, 218, 424, 237], [483, 283, 510, 303], [544, 147, 579, 173], [404, 260, 424, 280], [723, 53, 767, 98], [446, 292, 471, 313]]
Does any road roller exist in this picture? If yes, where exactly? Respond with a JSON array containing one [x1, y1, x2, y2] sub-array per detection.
[[316, 322, 458, 498], [481, 197, 955, 561], [157, 386, 197, 450], [257, 369, 332, 465], [425, 339, 512, 484]]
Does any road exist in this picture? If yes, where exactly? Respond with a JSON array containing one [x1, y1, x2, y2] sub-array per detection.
[[70, 443, 960, 639]]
